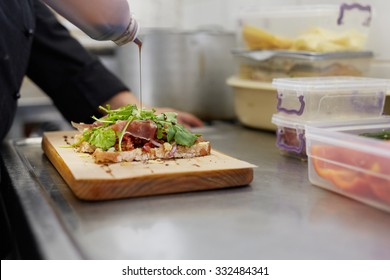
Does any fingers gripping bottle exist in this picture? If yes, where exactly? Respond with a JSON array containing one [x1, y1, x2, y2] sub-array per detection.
[[42, 0, 140, 45]]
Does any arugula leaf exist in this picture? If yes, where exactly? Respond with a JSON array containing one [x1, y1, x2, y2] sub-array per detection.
[[139, 108, 157, 120], [163, 112, 178, 123], [173, 125, 198, 147], [156, 123, 164, 140], [95, 104, 138, 123], [166, 125, 176, 143]]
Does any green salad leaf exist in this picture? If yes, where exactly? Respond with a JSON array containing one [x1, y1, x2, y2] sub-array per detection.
[[171, 124, 198, 147], [84, 127, 116, 150]]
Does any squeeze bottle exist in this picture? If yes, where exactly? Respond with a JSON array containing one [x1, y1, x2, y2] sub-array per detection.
[[42, 0, 140, 45]]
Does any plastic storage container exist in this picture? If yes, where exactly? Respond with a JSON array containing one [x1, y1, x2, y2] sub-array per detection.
[[272, 76, 389, 121], [226, 77, 277, 130], [271, 114, 308, 160], [233, 50, 373, 82], [238, 3, 372, 52], [306, 117, 390, 213]]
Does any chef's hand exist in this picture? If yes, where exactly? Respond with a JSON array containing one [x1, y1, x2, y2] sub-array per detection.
[[104, 91, 204, 128]]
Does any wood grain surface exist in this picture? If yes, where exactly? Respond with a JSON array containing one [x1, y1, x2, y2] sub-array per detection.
[[42, 131, 256, 200]]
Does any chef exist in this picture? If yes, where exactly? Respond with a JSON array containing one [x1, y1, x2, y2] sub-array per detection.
[[0, 0, 202, 259]]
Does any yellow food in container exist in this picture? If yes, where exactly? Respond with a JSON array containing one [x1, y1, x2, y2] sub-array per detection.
[[242, 25, 367, 53]]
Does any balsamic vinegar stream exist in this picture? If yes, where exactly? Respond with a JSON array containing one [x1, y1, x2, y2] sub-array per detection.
[[134, 37, 143, 111]]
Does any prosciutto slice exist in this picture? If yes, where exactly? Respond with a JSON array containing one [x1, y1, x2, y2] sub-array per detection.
[[111, 120, 157, 140]]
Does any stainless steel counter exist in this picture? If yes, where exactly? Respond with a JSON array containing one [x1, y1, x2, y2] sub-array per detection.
[[1, 122, 390, 259]]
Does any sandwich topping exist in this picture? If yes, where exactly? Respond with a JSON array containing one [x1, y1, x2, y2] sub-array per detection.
[[71, 104, 210, 163]]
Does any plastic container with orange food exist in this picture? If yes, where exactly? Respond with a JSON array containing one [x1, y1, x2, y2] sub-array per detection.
[[305, 117, 390, 212]]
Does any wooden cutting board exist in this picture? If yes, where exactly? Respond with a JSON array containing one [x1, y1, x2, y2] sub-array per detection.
[[42, 131, 256, 201]]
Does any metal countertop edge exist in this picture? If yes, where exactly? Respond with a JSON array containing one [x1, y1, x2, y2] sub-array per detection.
[[2, 138, 84, 260]]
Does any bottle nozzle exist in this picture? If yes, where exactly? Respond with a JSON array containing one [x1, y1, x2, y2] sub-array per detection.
[[113, 17, 140, 46], [133, 37, 142, 47]]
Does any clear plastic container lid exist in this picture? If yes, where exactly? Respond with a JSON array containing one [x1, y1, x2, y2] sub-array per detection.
[[232, 50, 374, 62], [271, 114, 306, 129], [239, 5, 338, 19], [272, 76, 390, 94], [272, 114, 390, 132]]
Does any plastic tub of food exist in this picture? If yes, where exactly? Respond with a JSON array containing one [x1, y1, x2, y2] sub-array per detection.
[[227, 76, 277, 130], [233, 50, 373, 82], [272, 76, 389, 121], [306, 117, 390, 212], [271, 114, 308, 160], [238, 4, 372, 52]]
